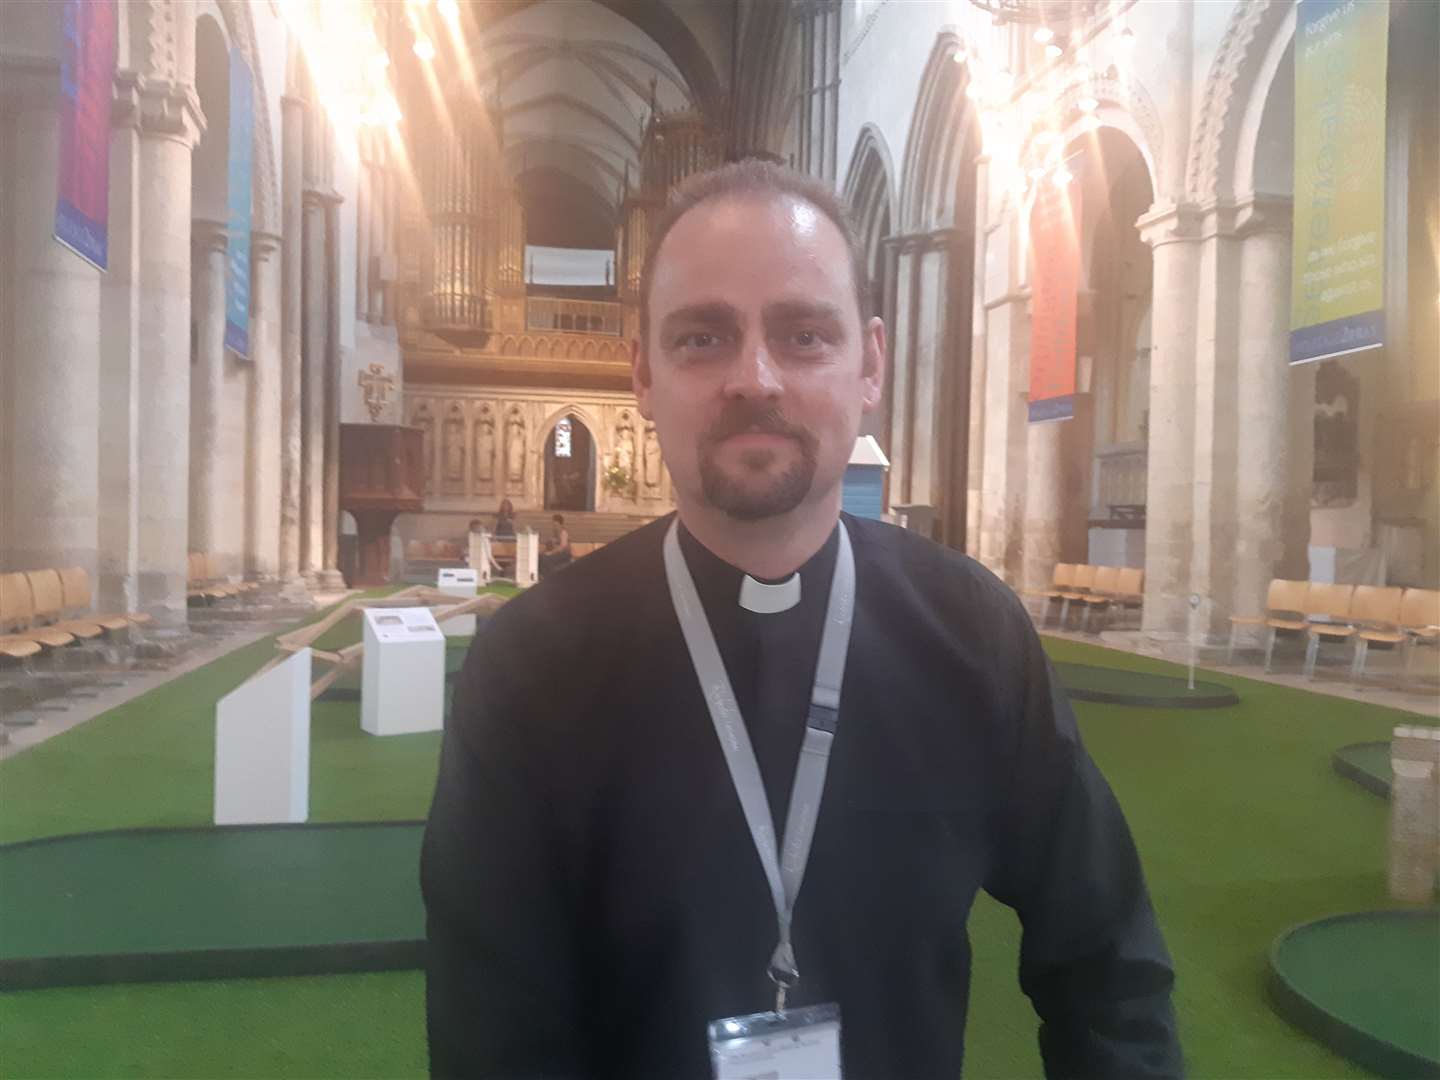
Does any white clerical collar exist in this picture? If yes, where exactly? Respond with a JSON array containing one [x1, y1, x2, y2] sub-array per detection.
[[739, 573, 801, 614]]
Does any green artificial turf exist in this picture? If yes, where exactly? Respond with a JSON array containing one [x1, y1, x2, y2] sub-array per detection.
[[0, 618, 1432, 1079]]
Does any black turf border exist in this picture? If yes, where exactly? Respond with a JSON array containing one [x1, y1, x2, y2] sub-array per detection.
[[1055, 664, 1240, 709], [1266, 910, 1440, 1080], [1331, 742, 1392, 798], [0, 821, 428, 991]]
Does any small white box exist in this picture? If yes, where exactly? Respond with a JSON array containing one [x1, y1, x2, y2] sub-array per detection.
[[516, 528, 540, 588], [362, 607, 446, 736], [214, 648, 312, 825], [437, 567, 479, 637]]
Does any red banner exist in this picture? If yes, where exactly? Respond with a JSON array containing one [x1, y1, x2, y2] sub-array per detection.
[[54, 0, 117, 270], [1028, 178, 1080, 422]]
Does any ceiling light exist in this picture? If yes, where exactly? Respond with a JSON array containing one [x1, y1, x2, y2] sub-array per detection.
[[952, 45, 967, 64], [1053, 168, 1074, 187], [966, 81, 983, 100], [1078, 96, 1099, 113], [1028, 166, 1047, 182], [1045, 42, 1063, 60], [413, 33, 436, 61], [1034, 129, 1059, 146], [437, 0, 459, 18], [1033, 27, 1054, 44]]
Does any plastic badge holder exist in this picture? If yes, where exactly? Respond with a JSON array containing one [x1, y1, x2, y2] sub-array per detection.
[[708, 1003, 842, 1079]]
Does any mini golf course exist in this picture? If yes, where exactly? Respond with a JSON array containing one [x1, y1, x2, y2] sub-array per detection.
[[1333, 741, 1394, 797], [0, 591, 1436, 1079]]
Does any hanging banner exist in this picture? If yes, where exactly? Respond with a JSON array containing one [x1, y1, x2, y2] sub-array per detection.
[[225, 49, 255, 359], [54, 0, 118, 271], [1290, 0, 1389, 365], [1028, 176, 1081, 423]]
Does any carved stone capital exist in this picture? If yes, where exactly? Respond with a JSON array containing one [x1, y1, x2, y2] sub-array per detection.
[[1232, 193, 1293, 237], [191, 218, 229, 254], [251, 229, 284, 260], [1135, 202, 1203, 248], [134, 77, 204, 147]]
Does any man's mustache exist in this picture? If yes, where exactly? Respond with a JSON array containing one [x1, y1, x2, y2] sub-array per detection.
[[700, 402, 818, 455]]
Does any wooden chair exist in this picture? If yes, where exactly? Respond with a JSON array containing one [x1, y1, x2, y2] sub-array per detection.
[[25, 570, 104, 641], [1247, 579, 1310, 672], [1397, 588, 1440, 678], [1057, 564, 1097, 628], [187, 553, 236, 604], [57, 566, 151, 629], [0, 572, 76, 651], [1076, 566, 1121, 632], [1111, 567, 1145, 627], [1027, 563, 1075, 625], [1342, 586, 1410, 684], [1301, 582, 1357, 678]]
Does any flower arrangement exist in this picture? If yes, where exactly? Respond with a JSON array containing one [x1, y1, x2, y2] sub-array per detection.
[[603, 460, 632, 495]]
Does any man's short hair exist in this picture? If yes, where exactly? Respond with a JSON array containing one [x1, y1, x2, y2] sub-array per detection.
[[553, 514, 564, 524], [639, 159, 870, 340], [468, 518, 481, 530]]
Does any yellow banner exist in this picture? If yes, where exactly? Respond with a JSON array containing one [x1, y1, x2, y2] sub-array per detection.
[[1290, 0, 1388, 364]]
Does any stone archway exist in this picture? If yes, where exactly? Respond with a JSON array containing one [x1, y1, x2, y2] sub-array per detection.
[[543, 413, 597, 512], [842, 124, 898, 465]]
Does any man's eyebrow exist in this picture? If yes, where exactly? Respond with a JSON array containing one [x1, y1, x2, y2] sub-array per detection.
[[658, 301, 741, 333], [763, 299, 845, 324]]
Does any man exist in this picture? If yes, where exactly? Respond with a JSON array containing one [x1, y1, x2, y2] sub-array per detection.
[[539, 514, 572, 578], [423, 161, 1181, 1079]]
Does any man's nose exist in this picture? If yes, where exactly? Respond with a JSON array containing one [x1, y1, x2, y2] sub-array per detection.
[[722, 335, 782, 400]]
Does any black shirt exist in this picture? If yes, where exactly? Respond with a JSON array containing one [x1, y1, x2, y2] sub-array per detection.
[[422, 513, 1181, 1079]]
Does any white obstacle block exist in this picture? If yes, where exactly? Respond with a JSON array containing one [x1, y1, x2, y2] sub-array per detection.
[[470, 529, 494, 586], [515, 527, 540, 588], [214, 648, 312, 825], [437, 567, 479, 637], [362, 606, 445, 736]]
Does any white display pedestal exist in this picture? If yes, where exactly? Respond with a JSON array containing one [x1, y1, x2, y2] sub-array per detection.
[[214, 648, 312, 825], [437, 567, 479, 637], [362, 607, 445, 736], [469, 530, 494, 586], [515, 528, 540, 588]]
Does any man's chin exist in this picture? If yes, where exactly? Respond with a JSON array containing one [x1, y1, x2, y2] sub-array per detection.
[[699, 464, 815, 521]]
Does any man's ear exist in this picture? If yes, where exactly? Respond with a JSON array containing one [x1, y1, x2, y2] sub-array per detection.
[[632, 337, 654, 420], [860, 316, 886, 413]]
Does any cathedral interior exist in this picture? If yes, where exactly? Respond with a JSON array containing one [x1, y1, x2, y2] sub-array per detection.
[[0, 0, 1437, 1076]]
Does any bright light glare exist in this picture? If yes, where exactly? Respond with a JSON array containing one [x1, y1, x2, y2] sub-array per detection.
[[1045, 42, 1063, 59], [1033, 26, 1054, 44], [1078, 96, 1099, 113], [413, 33, 436, 61], [276, 0, 400, 148], [437, 0, 459, 18], [1053, 168, 1074, 187]]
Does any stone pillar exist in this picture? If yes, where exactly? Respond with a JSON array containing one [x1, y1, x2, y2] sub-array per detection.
[[888, 240, 917, 506], [2, 82, 102, 579], [1281, 362, 1315, 581], [965, 157, 991, 557], [188, 218, 228, 567], [355, 132, 371, 324], [1232, 197, 1295, 619], [279, 92, 304, 583], [321, 195, 345, 589], [1022, 418, 1066, 591], [301, 187, 327, 580], [245, 231, 283, 580], [978, 288, 1031, 583], [98, 78, 143, 613], [135, 87, 201, 619], [1136, 204, 1201, 637]]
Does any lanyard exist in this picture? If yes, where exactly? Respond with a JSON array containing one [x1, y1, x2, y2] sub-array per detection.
[[663, 518, 856, 1013]]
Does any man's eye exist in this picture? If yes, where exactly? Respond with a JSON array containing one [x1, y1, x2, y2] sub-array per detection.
[[788, 329, 825, 349], [676, 332, 725, 349]]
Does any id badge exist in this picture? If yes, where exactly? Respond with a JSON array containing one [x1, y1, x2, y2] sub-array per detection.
[[707, 1003, 842, 1079]]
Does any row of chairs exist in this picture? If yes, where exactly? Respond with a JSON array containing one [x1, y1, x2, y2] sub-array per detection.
[[1227, 580, 1440, 681], [186, 553, 259, 605], [1031, 563, 1145, 632], [0, 568, 151, 661]]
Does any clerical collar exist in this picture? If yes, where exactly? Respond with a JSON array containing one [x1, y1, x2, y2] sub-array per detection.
[[739, 572, 800, 614], [675, 518, 841, 617]]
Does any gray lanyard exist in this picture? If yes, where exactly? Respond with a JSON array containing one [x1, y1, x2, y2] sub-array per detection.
[[663, 518, 856, 1013]]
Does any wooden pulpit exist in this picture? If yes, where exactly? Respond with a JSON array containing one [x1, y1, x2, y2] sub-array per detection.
[[339, 424, 425, 586]]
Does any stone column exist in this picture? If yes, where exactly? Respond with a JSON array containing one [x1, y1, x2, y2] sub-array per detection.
[[188, 218, 228, 567], [1232, 197, 1296, 618], [355, 132, 371, 324], [2, 78, 102, 579], [279, 92, 304, 583], [321, 194, 345, 589], [135, 86, 201, 619], [978, 289, 1031, 583], [1136, 203, 1201, 637], [888, 240, 917, 506], [1282, 362, 1315, 581], [1022, 417, 1066, 591], [965, 157, 991, 556], [301, 186, 327, 580], [245, 230, 283, 580]]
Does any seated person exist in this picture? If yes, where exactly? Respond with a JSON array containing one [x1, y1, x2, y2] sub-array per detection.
[[494, 499, 516, 538], [538, 514, 572, 578]]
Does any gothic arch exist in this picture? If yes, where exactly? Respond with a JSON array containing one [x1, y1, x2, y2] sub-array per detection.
[[210, 0, 280, 233], [1185, 0, 1292, 204], [899, 32, 981, 233], [843, 123, 898, 243], [731, 0, 800, 158], [1046, 75, 1161, 195]]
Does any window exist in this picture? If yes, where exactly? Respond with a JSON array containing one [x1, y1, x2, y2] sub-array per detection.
[[555, 416, 573, 459]]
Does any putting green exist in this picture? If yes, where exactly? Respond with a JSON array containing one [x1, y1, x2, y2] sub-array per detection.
[[1268, 910, 1440, 1078], [0, 823, 426, 990], [1332, 742, 1393, 797], [1054, 660, 1240, 708]]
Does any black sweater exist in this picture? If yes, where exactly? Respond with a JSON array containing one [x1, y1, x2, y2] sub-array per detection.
[[422, 513, 1182, 1079]]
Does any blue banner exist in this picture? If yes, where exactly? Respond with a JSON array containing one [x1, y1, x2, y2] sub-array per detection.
[[54, 0, 117, 270], [225, 49, 254, 358]]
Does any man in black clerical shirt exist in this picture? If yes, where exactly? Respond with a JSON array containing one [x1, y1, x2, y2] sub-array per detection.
[[423, 161, 1183, 1079]]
